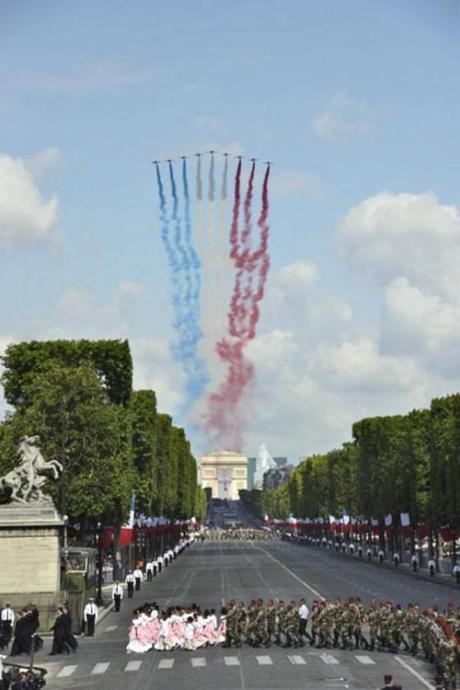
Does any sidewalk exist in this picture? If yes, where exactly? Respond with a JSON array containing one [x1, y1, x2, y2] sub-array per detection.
[[290, 538, 460, 591]]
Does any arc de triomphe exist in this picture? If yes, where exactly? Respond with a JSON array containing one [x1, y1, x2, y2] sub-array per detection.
[[200, 451, 248, 500]]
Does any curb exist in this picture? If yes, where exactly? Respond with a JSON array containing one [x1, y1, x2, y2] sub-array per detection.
[[287, 540, 460, 591]]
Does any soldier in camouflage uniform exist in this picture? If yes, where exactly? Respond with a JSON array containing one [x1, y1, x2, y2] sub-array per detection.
[[310, 600, 320, 647], [254, 599, 268, 647], [277, 600, 288, 646], [246, 599, 258, 646], [406, 603, 421, 655], [332, 599, 343, 648], [436, 635, 457, 690], [225, 601, 238, 647], [266, 599, 277, 646], [367, 599, 380, 651], [317, 601, 333, 648], [378, 602, 393, 651], [339, 602, 354, 650], [284, 601, 302, 648], [236, 602, 247, 646]]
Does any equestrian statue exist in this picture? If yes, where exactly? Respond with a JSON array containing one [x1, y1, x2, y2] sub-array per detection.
[[0, 435, 63, 504]]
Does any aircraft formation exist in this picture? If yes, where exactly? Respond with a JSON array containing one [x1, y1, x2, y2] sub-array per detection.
[[151, 151, 272, 166]]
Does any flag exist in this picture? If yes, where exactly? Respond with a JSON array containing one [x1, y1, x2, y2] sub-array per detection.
[[371, 517, 379, 527], [400, 512, 410, 527], [384, 513, 392, 527]]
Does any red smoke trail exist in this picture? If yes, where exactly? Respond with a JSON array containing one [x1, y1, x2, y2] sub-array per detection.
[[240, 162, 256, 264], [229, 159, 242, 264], [205, 163, 271, 451]]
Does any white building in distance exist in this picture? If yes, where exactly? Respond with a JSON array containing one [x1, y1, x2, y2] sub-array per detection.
[[200, 451, 248, 500]]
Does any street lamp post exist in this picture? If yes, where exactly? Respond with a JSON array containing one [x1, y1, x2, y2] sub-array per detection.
[[63, 514, 69, 549], [96, 521, 103, 605]]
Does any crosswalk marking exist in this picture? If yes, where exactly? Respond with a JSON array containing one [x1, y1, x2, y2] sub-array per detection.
[[224, 656, 240, 666], [158, 658, 175, 669], [105, 625, 118, 631], [191, 657, 207, 667], [91, 662, 110, 675], [125, 660, 142, 671], [288, 655, 307, 665], [355, 655, 376, 665], [256, 655, 273, 665], [320, 653, 339, 665], [56, 665, 77, 678]]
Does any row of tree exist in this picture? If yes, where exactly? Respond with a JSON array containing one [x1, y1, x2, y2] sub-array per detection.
[[0, 340, 207, 537], [262, 395, 460, 545]]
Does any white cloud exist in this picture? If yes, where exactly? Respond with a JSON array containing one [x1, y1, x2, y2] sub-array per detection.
[[0, 334, 16, 420], [191, 116, 222, 130], [312, 90, 374, 142], [118, 280, 143, 297], [6, 61, 157, 95], [308, 336, 419, 393], [273, 260, 319, 290], [132, 337, 185, 414], [26, 147, 61, 178], [58, 288, 94, 320], [338, 190, 460, 302], [0, 152, 59, 247]]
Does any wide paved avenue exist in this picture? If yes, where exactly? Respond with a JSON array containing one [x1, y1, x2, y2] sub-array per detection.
[[17, 538, 455, 690]]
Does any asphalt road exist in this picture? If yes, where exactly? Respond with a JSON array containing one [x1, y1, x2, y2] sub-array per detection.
[[6, 536, 457, 690]]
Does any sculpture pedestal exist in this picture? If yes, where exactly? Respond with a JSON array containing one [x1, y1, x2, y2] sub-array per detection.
[[0, 503, 63, 629]]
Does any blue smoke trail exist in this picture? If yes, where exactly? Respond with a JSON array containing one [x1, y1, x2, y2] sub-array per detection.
[[181, 158, 208, 398], [168, 161, 191, 305], [182, 158, 201, 307], [154, 161, 208, 405]]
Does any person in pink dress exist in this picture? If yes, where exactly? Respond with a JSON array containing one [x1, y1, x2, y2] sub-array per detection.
[[184, 617, 195, 651], [217, 607, 227, 644]]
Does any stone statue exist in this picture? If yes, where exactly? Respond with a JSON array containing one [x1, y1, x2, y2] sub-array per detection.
[[0, 435, 63, 504]]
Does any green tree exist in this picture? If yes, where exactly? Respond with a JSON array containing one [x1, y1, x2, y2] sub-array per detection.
[[2, 339, 133, 407], [131, 390, 157, 514], [0, 362, 133, 530]]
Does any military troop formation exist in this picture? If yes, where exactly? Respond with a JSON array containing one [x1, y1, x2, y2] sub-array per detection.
[[204, 528, 276, 541], [224, 598, 459, 690], [225, 598, 309, 648]]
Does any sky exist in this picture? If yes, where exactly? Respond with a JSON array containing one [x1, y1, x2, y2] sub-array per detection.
[[1, 0, 460, 463]]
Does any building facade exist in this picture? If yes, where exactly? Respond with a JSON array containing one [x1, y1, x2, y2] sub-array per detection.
[[262, 464, 294, 491], [200, 451, 248, 501]]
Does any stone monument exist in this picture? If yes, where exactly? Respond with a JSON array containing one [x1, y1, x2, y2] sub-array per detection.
[[0, 436, 64, 629]]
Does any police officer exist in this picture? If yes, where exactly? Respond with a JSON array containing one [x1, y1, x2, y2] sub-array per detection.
[[112, 581, 123, 612], [83, 598, 98, 637], [125, 570, 135, 598]]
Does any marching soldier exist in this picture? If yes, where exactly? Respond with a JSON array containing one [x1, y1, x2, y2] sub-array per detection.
[[266, 599, 277, 645]]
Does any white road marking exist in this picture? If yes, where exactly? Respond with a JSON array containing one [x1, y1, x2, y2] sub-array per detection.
[[158, 658, 175, 669], [257, 546, 325, 600], [191, 657, 207, 667], [224, 656, 240, 666], [256, 655, 273, 665], [125, 660, 142, 671], [288, 654, 307, 665], [56, 665, 77, 678], [105, 625, 118, 631], [394, 655, 435, 690], [91, 662, 110, 674], [320, 653, 339, 664], [355, 655, 376, 665]]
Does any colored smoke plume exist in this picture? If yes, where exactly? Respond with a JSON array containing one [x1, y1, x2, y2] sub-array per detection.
[[205, 163, 271, 451]]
